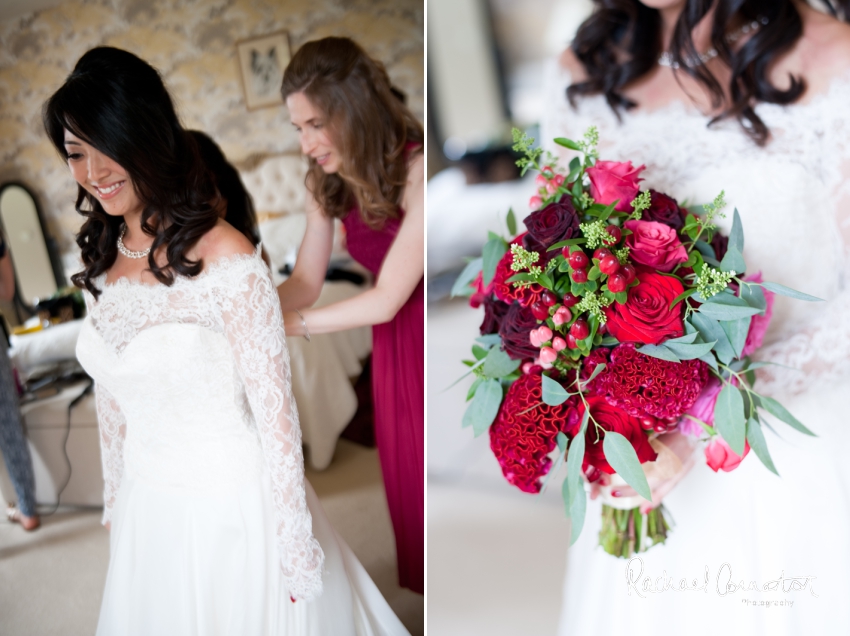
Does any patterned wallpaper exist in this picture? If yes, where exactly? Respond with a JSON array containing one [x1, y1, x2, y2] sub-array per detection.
[[0, 0, 423, 267]]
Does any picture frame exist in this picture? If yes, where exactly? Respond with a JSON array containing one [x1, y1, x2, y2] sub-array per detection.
[[235, 30, 292, 111]]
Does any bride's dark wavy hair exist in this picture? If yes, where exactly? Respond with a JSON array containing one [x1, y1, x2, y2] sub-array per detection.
[[43, 47, 218, 299], [567, 0, 850, 145]]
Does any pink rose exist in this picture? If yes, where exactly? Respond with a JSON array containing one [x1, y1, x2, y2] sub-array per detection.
[[741, 272, 775, 358], [679, 378, 723, 437], [586, 160, 645, 212], [705, 436, 750, 472], [624, 220, 689, 272]]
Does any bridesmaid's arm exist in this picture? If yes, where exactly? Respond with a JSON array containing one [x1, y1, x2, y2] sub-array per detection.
[[283, 153, 424, 336], [276, 185, 335, 313]]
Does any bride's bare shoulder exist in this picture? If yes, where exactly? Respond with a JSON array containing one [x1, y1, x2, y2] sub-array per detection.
[[195, 219, 256, 267], [558, 47, 588, 83]]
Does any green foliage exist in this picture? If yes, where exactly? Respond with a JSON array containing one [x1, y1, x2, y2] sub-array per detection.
[[602, 432, 652, 501], [506, 208, 517, 236], [450, 257, 482, 298], [462, 378, 503, 437], [629, 190, 651, 220], [714, 383, 746, 455], [482, 238, 507, 287], [746, 417, 779, 476], [482, 347, 521, 378], [542, 374, 571, 406]]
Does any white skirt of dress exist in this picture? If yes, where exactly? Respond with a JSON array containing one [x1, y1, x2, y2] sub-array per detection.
[[558, 381, 850, 635], [97, 472, 409, 636]]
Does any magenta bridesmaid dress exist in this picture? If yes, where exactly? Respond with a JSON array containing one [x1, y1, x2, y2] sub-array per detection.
[[342, 204, 424, 595]]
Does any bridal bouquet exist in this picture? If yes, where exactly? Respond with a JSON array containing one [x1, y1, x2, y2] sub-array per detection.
[[454, 127, 820, 558]]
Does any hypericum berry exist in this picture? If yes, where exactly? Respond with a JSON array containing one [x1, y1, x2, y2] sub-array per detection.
[[539, 346, 557, 365], [542, 290, 558, 306], [605, 225, 622, 243], [599, 255, 621, 276], [640, 416, 656, 431], [545, 181, 558, 195], [570, 319, 590, 341], [535, 173, 548, 187], [562, 293, 581, 307], [654, 422, 669, 433], [552, 336, 567, 352], [567, 334, 579, 349], [529, 195, 543, 210], [597, 322, 608, 335], [531, 302, 549, 321], [552, 174, 565, 187], [608, 273, 627, 293], [621, 263, 637, 284], [552, 306, 571, 326], [593, 248, 613, 261], [569, 251, 589, 269], [571, 268, 588, 283]]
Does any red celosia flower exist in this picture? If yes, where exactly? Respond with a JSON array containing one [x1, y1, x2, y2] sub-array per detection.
[[489, 373, 580, 493], [584, 343, 709, 420]]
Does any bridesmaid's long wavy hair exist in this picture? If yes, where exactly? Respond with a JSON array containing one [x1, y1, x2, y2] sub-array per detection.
[[281, 37, 423, 229], [43, 47, 218, 298], [568, 0, 850, 145]]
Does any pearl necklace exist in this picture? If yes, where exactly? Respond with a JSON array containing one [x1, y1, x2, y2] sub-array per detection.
[[117, 224, 151, 259], [658, 16, 769, 70]]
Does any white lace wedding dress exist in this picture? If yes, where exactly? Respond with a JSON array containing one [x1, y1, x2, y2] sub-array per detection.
[[76, 247, 410, 636], [544, 64, 850, 635]]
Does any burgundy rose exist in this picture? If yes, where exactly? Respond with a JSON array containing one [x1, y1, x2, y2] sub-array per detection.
[[710, 232, 729, 262], [498, 302, 539, 360], [586, 160, 645, 212], [603, 268, 685, 345], [580, 396, 658, 475], [523, 197, 580, 249], [480, 296, 509, 335], [644, 190, 684, 231]]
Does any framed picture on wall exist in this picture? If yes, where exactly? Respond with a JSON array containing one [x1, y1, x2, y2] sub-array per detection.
[[236, 31, 292, 110]]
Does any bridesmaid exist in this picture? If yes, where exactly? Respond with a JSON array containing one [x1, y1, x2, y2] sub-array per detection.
[[276, 37, 424, 595]]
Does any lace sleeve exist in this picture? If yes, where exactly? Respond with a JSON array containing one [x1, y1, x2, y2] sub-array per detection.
[[216, 254, 324, 601], [94, 383, 125, 526], [753, 113, 850, 396]]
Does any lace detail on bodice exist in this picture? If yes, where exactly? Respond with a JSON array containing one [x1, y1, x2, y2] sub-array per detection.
[[77, 247, 324, 601], [542, 62, 850, 395]]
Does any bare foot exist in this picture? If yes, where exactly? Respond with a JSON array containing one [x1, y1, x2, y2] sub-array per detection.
[[6, 505, 40, 532]]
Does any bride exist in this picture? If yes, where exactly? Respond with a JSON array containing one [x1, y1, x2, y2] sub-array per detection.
[[43, 46, 409, 635], [545, 0, 850, 633]]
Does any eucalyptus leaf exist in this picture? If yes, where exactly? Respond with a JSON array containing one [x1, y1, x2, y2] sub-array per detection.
[[690, 312, 736, 364], [475, 334, 503, 347], [636, 344, 680, 362], [714, 384, 746, 455], [759, 396, 816, 436], [462, 379, 503, 437], [542, 374, 571, 406], [566, 411, 589, 509], [740, 283, 767, 311], [466, 376, 483, 402], [719, 316, 751, 359], [569, 487, 587, 547], [561, 476, 572, 518], [697, 302, 762, 321], [746, 417, 779, 476], [699, 352, 720, 371], [759, 282, 824, 302], [482, 346, 522, 378], [556, 431, 568, 454], [666, 331, 700, 345], [694, 239, 719, 262], [719, 245, 746, 275], [600, 336, 620, 347], [664, 340, 717, 360], [506, 208, 517, 236], [729, 208, 744, 253], [602, 432, 652, 501], [482, 237, 508, 287], [471, 344, 489, 361], [582, 362, 607, 386], [450, 257, 483, 298]]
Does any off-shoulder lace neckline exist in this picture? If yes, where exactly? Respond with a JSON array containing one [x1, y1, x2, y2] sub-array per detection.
[[100, 243, 264, 291], [554, 62, 850, 122]]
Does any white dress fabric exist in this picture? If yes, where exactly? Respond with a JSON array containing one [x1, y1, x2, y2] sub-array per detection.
[[544, 63, 850, 635], [75, 247, 409, 636]]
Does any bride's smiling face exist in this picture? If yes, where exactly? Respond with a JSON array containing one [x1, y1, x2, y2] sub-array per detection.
[[639, 0, 686, 9], [64, 130, 143, 217]]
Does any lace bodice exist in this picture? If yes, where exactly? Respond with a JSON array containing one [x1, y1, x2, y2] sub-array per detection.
[[542, 63, 850, 395], [75, 247, 324, 601]]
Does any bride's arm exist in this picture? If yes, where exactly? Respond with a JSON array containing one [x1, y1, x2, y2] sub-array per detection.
[[215, 237, 324, 602], [94, 384, 125, 529]]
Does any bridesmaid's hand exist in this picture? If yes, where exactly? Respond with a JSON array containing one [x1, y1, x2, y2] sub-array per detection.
[[282, 311, 306, 338], [589, 432, 698, 513]]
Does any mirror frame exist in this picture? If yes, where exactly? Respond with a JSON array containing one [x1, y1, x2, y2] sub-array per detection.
[[0, 182, 65, 319]]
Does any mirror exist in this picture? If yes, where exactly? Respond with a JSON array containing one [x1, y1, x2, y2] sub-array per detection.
[[0, 183, 64, 312]]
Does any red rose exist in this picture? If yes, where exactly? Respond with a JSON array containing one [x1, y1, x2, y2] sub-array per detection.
[[604, 268, 685, 345], [580, 396, 657, 475], [624, 220, 688, 272], [586, 160, 645, 212]]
